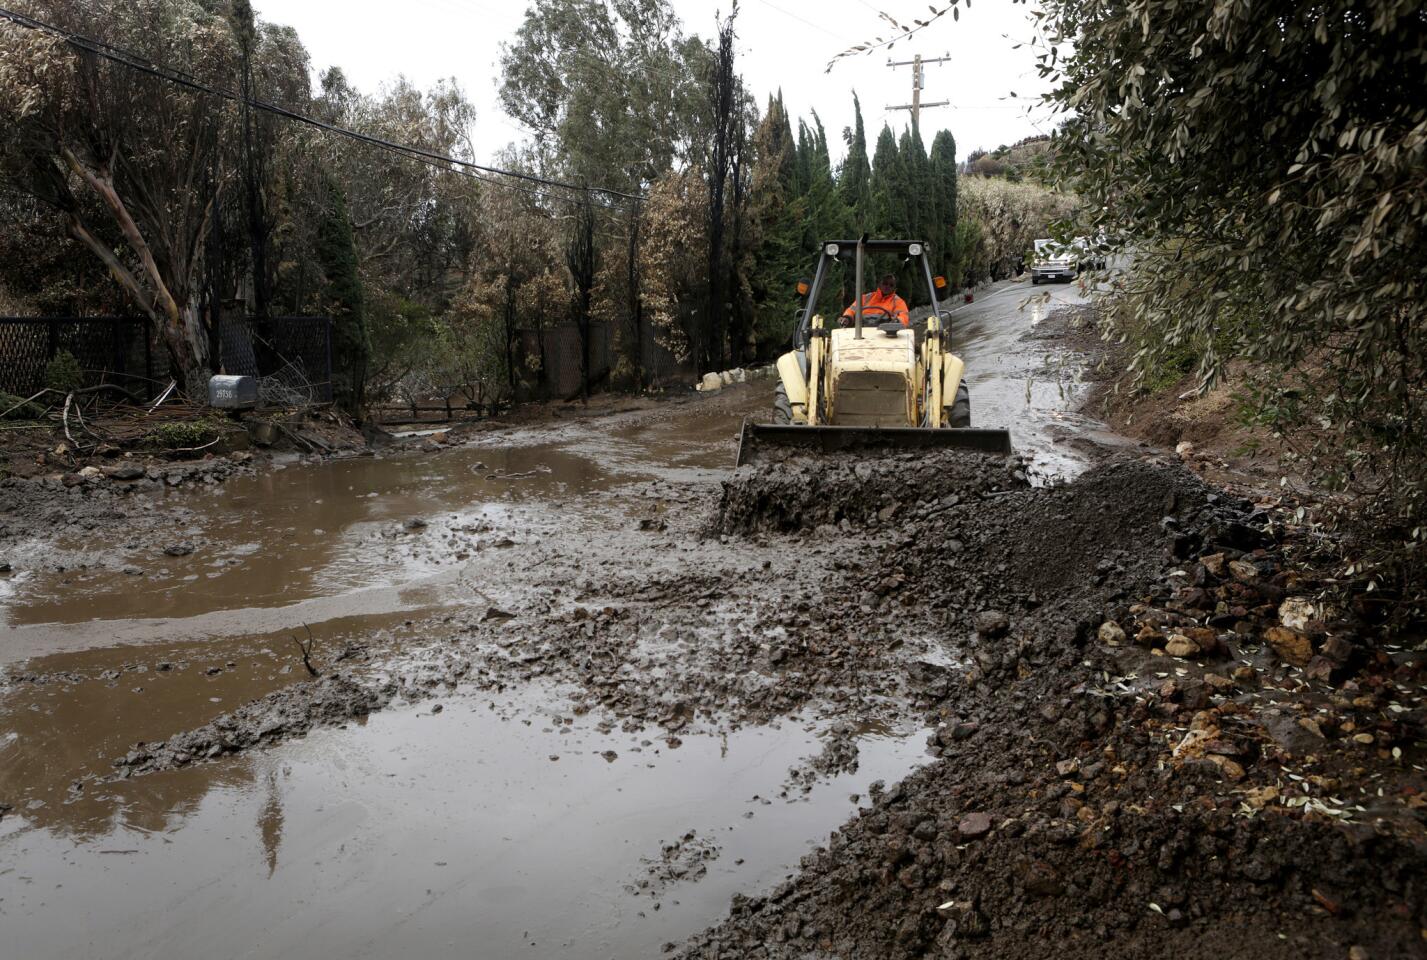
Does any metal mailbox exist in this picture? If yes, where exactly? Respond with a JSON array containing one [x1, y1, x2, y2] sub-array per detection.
[[208, 374, 258, 410]]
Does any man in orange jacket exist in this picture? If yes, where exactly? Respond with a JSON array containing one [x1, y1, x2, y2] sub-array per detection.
[[842, 273, 910, 326]]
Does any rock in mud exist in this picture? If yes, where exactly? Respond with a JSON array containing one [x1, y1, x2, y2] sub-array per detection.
[[1164, 634, 1201, 658], [957, 811, 993, 838], [105, 464, 145, 481], [1264, 625, 1314, 667], [974, 610, 1010, 639], [639, 830, 721, 894], [163, 541, 194, 557]]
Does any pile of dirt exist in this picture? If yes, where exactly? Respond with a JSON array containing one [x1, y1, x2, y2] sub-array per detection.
[[714, 450, 1029, 536], [680, 715, 1424, 959], [677, 456, 1427, 959], [894, 457, 1253, 613]]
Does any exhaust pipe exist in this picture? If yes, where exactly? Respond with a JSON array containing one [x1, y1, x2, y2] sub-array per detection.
[[854, 236, 865, 340]]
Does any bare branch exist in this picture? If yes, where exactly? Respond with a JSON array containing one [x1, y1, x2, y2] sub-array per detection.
[[291, 624, 321, 678]]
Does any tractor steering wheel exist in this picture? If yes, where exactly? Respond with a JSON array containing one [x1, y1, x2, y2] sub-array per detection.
[[841, 305, 895, 327]]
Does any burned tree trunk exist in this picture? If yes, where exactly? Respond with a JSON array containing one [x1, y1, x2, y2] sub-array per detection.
[[704, 8, 739, 376], [626, 205, 644, 390], [566, 189, 596, 401]]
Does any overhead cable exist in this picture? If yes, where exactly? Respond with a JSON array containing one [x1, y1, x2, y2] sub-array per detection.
[[0, 5, 646, 204]]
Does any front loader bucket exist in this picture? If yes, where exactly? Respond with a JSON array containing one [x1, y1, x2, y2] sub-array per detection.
[[735, 420, 1014, 467]]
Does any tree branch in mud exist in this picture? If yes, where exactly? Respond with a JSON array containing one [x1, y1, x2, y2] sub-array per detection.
[[292, 624, 320, 678]]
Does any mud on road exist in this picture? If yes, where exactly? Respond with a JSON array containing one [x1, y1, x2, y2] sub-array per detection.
[[2, 288, 1422, 959], [685, 454, 1427, 959]]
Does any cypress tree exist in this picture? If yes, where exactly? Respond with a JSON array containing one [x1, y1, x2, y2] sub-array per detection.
[[868, 125, 910, 294], [747, 93, 804, 350], [870, 125, 906, 234], [793, 119, 813, 199], [313, 174, 369, 413], [897, 126, 934, 303], [800, 111, 847, 319], [837, 94, 872, 233], [929, 130, 960, 286]]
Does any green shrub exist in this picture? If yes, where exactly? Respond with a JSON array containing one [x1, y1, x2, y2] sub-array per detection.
[[146, 418, 222, 449], [43, 350, 83, 394], [0, 390, 46, 420]]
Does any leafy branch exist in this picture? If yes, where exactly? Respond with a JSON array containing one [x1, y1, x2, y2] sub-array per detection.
[[826, 0, 980, 71]]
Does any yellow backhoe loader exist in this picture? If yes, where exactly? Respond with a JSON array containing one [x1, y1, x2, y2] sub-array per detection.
[[736, 238, 1013, 465]]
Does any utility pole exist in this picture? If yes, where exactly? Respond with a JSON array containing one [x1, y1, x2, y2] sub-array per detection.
[[886, 52, 951, 130]]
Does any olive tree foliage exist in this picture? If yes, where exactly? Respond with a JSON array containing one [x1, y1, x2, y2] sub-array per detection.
[[1024, 0, 1427, 605], [0, 0, 247, 395], [499, 0, 712, 191]]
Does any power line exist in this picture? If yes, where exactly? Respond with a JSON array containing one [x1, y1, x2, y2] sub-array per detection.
[[754, 0, 851, 44], [0, 5, 646, 204]]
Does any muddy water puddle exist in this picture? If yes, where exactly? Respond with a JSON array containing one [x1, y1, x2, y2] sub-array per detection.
[[0, 611, 432, 828], [1, 688, 930, 960], [0, 408, 758, 666], [4, 443, 622, 632]]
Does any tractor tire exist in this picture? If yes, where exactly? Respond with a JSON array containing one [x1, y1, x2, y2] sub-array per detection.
[[947, 381, 971, 428], [773, 382, 793, 425]]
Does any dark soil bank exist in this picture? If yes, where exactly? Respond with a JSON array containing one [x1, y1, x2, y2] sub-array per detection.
[[681, 453, 1426, 959]]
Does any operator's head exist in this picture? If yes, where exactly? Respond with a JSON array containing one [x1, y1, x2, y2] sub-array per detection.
[[878, 273, 897, 295]]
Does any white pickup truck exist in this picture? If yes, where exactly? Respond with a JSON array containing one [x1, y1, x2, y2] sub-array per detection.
[[1030, 239, 1077, 284]]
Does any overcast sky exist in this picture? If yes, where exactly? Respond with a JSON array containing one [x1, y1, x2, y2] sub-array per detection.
[[254, 0, 1057, 169]]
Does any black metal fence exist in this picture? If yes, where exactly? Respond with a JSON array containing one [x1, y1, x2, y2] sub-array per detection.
[[510, 314, 688, 402], [0, 316, 155, 397], [0, 314, 331, 403], [515, 320, 611, 399], [217, 316, 334, 404]]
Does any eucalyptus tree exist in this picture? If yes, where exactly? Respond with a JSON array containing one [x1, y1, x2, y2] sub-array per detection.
[[0, 0, 245, 394], [499, 0, 713, 192]]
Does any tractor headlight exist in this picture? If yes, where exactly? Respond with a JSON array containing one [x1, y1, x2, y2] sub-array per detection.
[[907, 243, 922, 256], [824, 243, 840, 256]]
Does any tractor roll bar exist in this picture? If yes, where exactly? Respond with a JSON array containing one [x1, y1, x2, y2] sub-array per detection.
[[795, 239, 945, 354]]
